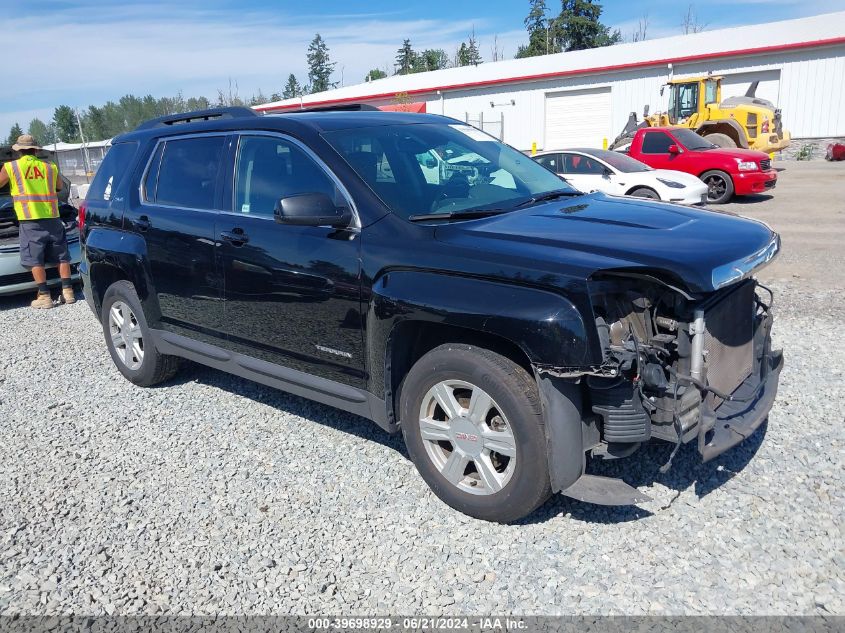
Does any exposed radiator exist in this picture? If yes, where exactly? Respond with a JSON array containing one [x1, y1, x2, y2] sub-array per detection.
[[703, 282, 756, 408]]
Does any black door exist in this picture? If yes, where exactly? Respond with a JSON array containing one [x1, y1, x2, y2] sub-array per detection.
[[217, 134, 364, 387], [124, 134, 227, 342]]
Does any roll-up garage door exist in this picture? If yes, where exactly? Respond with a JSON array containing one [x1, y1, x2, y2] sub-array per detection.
[[545, 87, 612, 149]]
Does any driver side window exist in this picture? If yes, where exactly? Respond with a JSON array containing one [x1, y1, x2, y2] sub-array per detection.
[[234, 136, 337, 217], [641, 132, 674, 154]]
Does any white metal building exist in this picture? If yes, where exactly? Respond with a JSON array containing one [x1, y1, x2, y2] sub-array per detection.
[[256, 12, 845, 152]]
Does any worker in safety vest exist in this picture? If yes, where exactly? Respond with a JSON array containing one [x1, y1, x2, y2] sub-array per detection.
[[0, 134, 75, 309]]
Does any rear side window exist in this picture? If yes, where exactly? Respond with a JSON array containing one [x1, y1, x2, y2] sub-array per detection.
[[148, 136, 226, 210], [86, 142, 138, 202], [562, 154, 605, 175], [641, 132, 674, 154]]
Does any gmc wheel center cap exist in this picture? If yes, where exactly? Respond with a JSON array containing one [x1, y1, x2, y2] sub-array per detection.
[[451, 417, 482, 457]]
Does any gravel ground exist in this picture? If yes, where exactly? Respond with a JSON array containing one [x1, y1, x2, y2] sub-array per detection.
[[0, 277, 842, 617]]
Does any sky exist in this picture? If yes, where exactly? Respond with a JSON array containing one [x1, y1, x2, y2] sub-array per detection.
[[2, 0, 844, 138]]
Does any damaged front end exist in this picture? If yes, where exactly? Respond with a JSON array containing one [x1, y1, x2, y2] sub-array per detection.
[[585, 273, 783, 471]]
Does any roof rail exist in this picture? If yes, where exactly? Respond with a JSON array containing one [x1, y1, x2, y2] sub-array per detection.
[[280, 103, 381, 113], [134, 107, 259, 131]]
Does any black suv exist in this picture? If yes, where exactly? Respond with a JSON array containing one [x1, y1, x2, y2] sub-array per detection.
[[81, 107, 783, 522]]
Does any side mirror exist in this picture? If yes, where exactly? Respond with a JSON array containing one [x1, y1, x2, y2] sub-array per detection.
[[643, 104, 650, 117], [274, 192, 352, 228], [660, 86, 665, 97], [668, 144, 681, 154], [602, 167, 613, 178]]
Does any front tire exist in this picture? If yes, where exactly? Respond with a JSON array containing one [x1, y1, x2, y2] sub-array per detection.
[[701, 169, 735, 204], [629, 187, 659, 200], [400, 344, 552, 522], [101, 280, 179, 387], [704, 132, 737, 149]]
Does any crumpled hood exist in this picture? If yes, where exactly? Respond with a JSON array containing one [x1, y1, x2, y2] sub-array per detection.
[[435, 192, 778, 293]]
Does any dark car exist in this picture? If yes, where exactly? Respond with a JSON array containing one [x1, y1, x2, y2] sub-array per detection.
[[80, 107, 783, 522]]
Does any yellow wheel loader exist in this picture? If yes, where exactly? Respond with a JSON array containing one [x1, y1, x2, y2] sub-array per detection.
[[611, 75, 791, 153]]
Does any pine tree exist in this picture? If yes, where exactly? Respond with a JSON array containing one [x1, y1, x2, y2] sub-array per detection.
[[553, 0, 621, 52], [307, 34, 336, 94], [6, 123, 23, 145], [466, 28, 482, 65], [282, 74, 303, 99], [516, 0, 554, 58], [27, 118, 56, 146], [52, 106, 78, 142], [395, 39, 416, 75]]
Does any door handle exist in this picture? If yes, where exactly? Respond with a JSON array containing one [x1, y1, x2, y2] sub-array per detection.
[[220, 229, 249, 245], [136, 215, 151, 232]]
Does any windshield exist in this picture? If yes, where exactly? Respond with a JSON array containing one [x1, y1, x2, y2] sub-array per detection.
[[672, 128, 718, 150], [580, 149, 651, 173], [322, 123, 573, 219]]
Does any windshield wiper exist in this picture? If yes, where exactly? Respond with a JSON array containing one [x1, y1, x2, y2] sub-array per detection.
[[513, 189, 583, 208], [408, 209, 508, 222]]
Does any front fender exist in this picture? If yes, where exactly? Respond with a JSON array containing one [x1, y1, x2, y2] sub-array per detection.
[[367, 270, 596, 396], [83, 228, 159, 321]]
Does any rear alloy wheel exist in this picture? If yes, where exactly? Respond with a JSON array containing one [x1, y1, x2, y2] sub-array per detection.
[[101, 280, 180, 387], [400, 344, 552, 522], [108, 301, 144, 371], [701, 169, 735, 204]]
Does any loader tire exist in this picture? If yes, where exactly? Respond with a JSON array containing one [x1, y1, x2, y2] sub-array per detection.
[[704, 133, 737, 149]]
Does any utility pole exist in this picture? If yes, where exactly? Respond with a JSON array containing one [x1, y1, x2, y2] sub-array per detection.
[[74, 108, 91, 183]]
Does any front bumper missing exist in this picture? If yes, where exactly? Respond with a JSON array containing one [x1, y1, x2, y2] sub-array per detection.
[[698, 348, 783, 462]]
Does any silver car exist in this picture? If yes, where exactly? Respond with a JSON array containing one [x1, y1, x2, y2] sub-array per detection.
[[0, 146, 81, 296]]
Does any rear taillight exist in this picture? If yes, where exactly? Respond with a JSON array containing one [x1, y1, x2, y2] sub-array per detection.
[[77, 201, 87, 236]]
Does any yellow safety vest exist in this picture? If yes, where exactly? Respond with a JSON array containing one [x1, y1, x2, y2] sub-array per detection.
[[2, 155, 60, 221]]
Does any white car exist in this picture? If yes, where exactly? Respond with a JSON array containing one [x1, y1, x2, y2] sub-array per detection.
[[533, 148, 709, 205]]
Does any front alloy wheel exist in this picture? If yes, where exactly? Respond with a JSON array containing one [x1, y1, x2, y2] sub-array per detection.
[[701, 169, 735, 204], [400, 344, 553, 522], [419, 380, 517, 495]]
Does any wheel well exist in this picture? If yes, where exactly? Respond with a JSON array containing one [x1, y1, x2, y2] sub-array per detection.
[[89, 263, 129, 316], [698, 168, 732, 180], [387, 321, 534, 427], [624, 185, 657, 196]]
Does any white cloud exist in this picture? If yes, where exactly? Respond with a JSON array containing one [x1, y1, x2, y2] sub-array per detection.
[[1, 3, 520, 135]]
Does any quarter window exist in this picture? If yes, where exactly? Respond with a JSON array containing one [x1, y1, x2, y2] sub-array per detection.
[[153, 136, 225, 210], [234, 136, 338, 217], [87, 142, 138, 202], [640, 132, 674, 154]]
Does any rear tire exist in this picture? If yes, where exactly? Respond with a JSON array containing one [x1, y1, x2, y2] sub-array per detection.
[[701, 169, 735, 204], [101, 280, 179, 387], [704, 132, 737, 149], [400, 344, 552, 522], [629, 187, 659, 200]]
